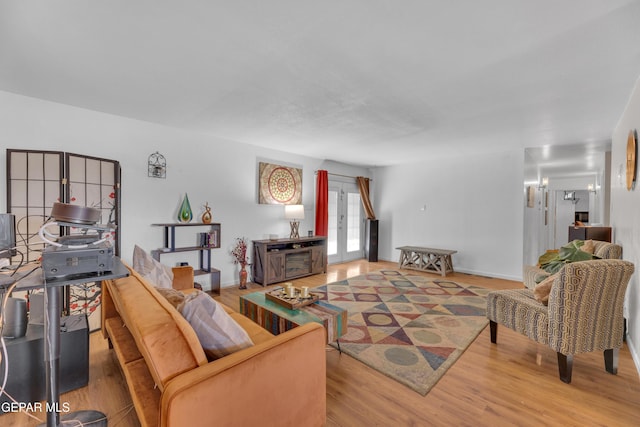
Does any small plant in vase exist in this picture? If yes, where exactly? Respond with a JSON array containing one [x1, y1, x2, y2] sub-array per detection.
[[230, 237, 250, 289]]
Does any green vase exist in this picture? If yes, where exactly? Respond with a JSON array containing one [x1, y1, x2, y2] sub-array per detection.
[[178, 194, 193, 223]]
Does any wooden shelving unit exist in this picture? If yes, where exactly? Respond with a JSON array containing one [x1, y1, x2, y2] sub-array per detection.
[[151, 222, 221, 294]]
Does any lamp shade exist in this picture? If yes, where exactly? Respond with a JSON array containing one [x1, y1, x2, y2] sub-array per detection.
[[285, 204, 305, 220]]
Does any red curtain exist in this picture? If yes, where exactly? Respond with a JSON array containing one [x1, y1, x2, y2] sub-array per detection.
[[315, 170, 329, 236]]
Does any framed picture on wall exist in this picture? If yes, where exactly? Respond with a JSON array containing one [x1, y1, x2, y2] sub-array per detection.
[[526, 186, 535, 208], [258, 162, 302, 205]]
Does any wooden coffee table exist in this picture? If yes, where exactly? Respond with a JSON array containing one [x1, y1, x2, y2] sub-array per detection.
[[239, 291, 347, 345]]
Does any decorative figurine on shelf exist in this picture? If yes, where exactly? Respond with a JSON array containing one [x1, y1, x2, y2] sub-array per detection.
[[230, 237, 250, 289], [178, 193, 193, 223], [201, 202, 212, 224]]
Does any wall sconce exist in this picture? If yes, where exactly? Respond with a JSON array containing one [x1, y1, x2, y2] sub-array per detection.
[[284, 204, 304, 239], [148, 152, 166, 178], [538, 177, 549, 190], [588, 184, 597, 194]]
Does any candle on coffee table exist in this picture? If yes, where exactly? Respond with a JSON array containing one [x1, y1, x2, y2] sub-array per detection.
[[287, 286, 297, 298]]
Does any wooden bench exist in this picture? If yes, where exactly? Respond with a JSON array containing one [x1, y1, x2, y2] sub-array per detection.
[[397, 246, 457, 277]]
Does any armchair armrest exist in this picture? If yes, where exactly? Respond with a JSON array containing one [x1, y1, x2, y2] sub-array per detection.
[[159, 322, 326, 427]]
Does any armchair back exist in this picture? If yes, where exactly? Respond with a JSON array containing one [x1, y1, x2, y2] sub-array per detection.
[[548, 259, 634, 355]]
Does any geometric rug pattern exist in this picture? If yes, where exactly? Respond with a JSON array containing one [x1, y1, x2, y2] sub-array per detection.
[[314, 270, 490, 395]]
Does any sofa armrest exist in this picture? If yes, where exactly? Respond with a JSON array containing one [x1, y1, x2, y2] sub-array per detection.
[[159, 322, 326, 427]]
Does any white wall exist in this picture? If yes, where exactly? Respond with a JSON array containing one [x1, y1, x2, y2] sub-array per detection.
[[373, 149, 524, 281], [0, 91, 369, 288], [0, 90, 531, 286], [610, 76, 640, 372]]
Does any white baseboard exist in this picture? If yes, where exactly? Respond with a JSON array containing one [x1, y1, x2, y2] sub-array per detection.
[[627, 333, 640, 380], [376, 259, 522, 282], [453, 267, 521, 282]]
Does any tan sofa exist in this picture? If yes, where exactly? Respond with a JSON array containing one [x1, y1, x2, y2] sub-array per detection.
[[101, 264, 326, 427], [523, 240, 622, 289]]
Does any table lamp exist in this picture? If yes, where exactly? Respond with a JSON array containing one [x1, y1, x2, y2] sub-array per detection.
[[284, 205, 304, 239]]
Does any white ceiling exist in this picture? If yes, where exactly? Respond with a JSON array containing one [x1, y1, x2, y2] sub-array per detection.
[[1, 1, 640, 168]]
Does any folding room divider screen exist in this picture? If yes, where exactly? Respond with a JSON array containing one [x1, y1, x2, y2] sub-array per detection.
[[6, 149, 121, 330]]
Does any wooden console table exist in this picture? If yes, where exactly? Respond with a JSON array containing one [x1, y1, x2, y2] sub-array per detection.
[[397, 246, 457, 277], [252, 237, 327, 286]]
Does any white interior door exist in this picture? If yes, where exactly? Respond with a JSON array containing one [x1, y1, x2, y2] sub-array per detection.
[[553, 191, 575, 249], [327, 181, 364, 264]]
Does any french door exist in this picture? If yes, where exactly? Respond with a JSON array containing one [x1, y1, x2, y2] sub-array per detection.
[[327, 181, 364, 264]]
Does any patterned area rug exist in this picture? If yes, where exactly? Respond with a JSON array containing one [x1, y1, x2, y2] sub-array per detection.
[[314, 270, 490, 395]]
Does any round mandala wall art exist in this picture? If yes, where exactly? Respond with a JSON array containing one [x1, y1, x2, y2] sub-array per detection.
[[258, 162, 302, 204]]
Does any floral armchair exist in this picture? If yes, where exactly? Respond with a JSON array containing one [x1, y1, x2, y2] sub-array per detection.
[[487, 259, 634, 383]]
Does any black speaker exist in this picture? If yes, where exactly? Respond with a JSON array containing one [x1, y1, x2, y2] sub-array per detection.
[[366, 219, 379, 262], [2, 297, 27, 338]]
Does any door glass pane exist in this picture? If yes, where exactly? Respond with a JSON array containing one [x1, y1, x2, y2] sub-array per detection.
[[347, 192, 361, 252], [328, 190, 338, 256]]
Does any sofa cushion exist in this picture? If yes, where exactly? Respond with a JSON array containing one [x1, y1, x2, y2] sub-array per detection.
[[133, 244, 173, 288], [179, 291, 254, 360]]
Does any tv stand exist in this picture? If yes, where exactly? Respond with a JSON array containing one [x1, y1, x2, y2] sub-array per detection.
[[252, 237, 327, 286]]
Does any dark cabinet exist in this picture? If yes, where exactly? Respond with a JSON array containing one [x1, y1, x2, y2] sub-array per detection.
[[568, 226, 612, 243]]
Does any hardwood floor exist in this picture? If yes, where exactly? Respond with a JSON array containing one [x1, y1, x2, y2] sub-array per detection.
[[3, 260, 639, 426]]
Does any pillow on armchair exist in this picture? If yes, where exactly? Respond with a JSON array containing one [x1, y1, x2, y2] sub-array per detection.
[[533, 274, 556, 305]]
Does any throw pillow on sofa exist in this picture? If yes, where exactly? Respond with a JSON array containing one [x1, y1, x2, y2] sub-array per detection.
[[132, 244, 173, 288], [179, 290, 254, 360], [155, 286, 186, 308]]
